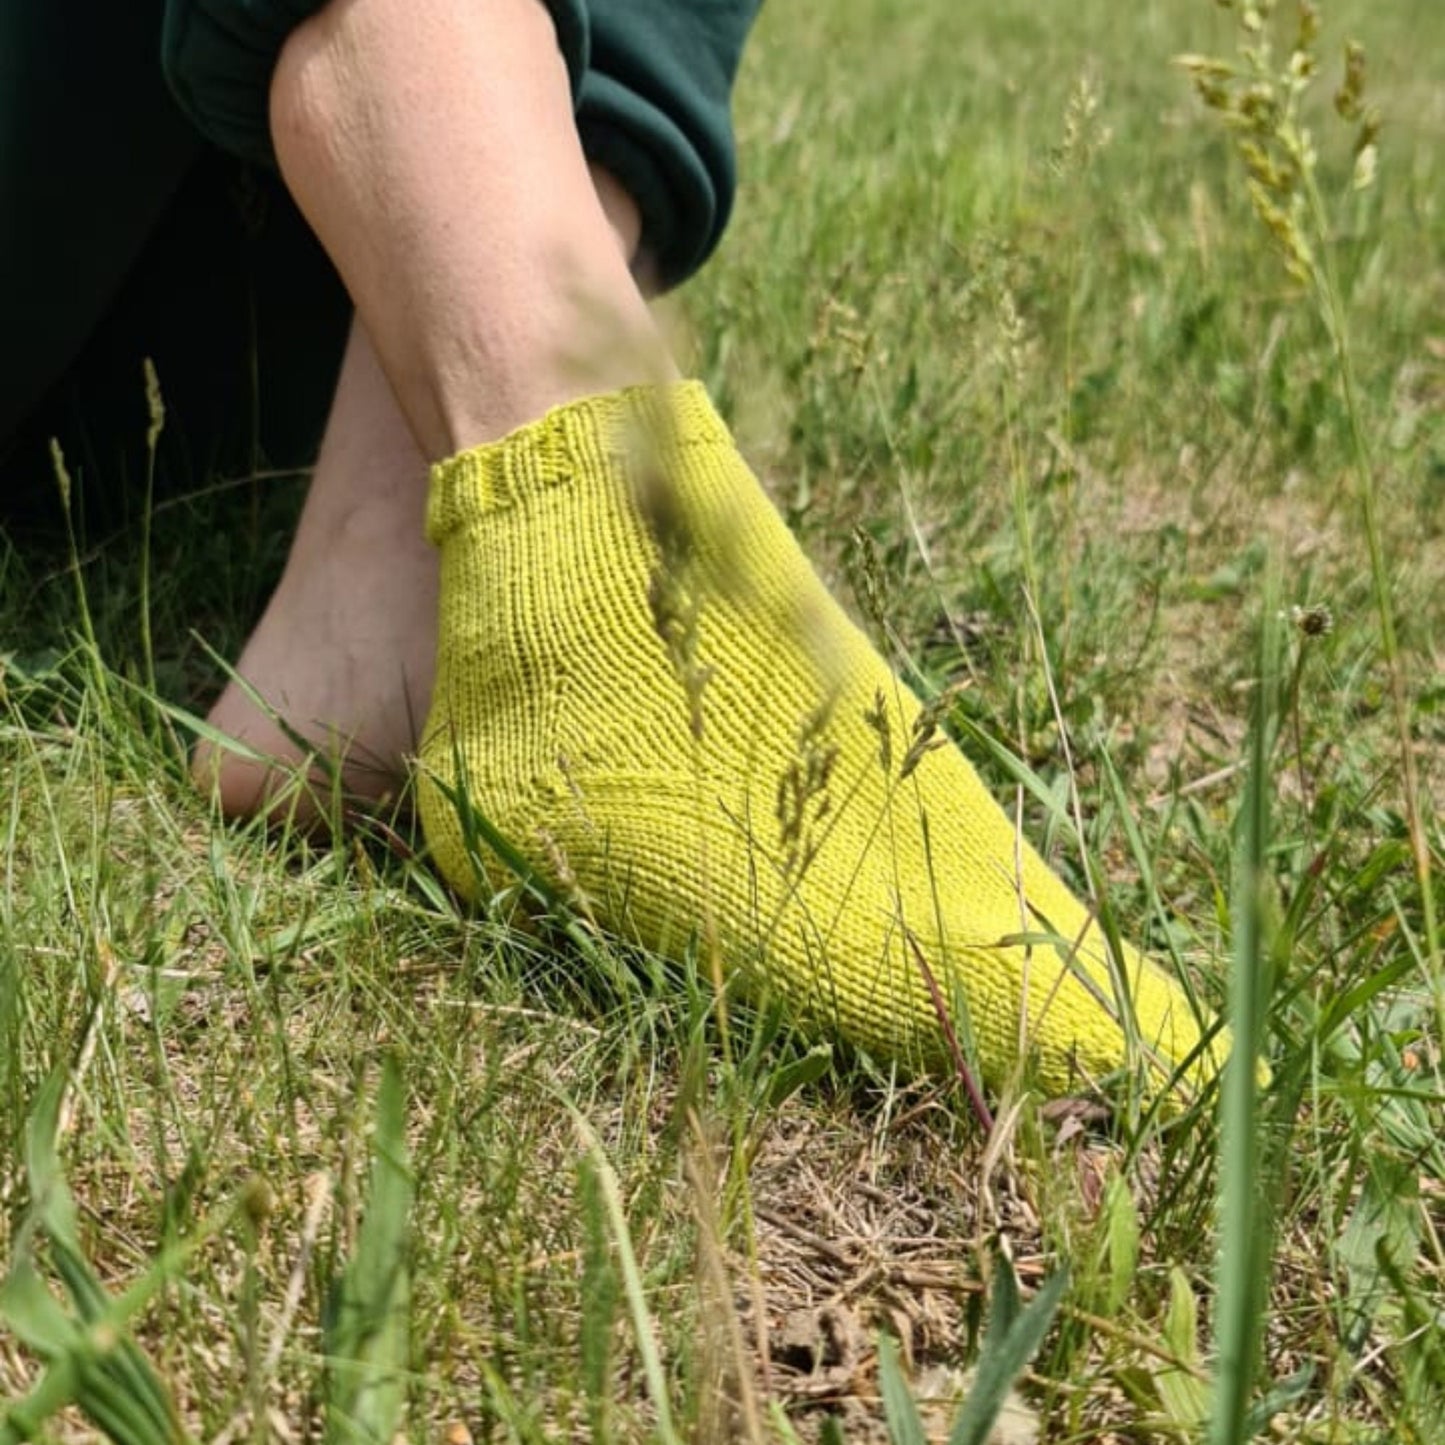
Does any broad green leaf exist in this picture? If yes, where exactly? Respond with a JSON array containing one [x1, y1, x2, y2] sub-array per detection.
[[1103, 1176, 1140, 1315], [984, 1245, 1022, 1344], [0, 1261, 81, 1358], [948, 1266, 1068, 1445], [1334, 1157, 1421, 1355], [1154, 1267, 1209, 1428], [23, 1071, 79, 1250], [876, 1334, 928, 1445], [3, 1079, 191, 1445], [764, 1044, 834, 1111]]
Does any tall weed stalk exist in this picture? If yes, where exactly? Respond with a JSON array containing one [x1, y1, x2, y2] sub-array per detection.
[[1207, 588, 1283, 1444], [1177, 0, 1442, 1030]]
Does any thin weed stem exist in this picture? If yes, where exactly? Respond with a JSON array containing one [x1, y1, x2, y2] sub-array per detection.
[[1297, 165, 1443, 1030]]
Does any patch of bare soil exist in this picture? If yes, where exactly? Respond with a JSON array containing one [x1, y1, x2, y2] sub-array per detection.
[[726, 1100, 1122, 1443]]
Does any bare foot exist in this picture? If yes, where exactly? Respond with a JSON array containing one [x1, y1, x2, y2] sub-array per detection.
[[191, 320, 437, 819], [193, 153, 651, 823]]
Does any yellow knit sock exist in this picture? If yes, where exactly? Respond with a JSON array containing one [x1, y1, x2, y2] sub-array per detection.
[[418, 383, 1223, 1096]]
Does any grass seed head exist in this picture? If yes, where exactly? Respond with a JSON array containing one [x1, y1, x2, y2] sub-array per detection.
[[144, 356, 166, 453], [1175, 1, 1380, 291], [1334, 38, 1366, 120], [993, 285, 1027, 392], [900, 679, 971, 781], [863, 686, 893, 775], [631, 411, 714, 742], [1050, 74, 1111, 179], [846, 526, 892, 642], [776, 701, 839, 878], [49, 437, 73, 512]]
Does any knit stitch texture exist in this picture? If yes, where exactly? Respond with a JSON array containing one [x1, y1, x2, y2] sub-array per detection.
[[418, 383, 1224, 1096]]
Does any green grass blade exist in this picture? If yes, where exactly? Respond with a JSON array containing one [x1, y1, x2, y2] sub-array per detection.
[[876, 1333, 928, 1445], [0, 1260, 82, 1359], [67, 1363, 174, 1445], [5, 1076, 193, 1445], [981, 1244, 1022, 1344], [1207, 589, 1282, 1445], [948, 1265, 1068, 1445], [49, 1240, 182, 1441], [0, 1360, 82, 1445], [569, 1110, 681, 1445], [324, 1056, 414, 1445]]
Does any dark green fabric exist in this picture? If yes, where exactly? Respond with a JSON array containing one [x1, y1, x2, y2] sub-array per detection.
[[1, 0, 350, 520], [2, 156, 350, 525], [160, 0, 335, 167], [579, 0, 763, 286], [160, 0, 758, 285], [3, 0, 760, 514], [0, 0, 200, 443], [160, 0, 592, 167]]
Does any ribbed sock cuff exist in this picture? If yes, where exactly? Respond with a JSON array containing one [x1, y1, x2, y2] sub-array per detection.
[[425, 381, 734, 543]]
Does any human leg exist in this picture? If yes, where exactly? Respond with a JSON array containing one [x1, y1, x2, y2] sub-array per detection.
[[261, 0, 1219, 1092], [190, 0, 678, 813], [192, 161, 649, 816], [191, 0, 666, 812], [171, 0, 760, 810], [191, 317, 436, 815], [267, 0, 663, 462]]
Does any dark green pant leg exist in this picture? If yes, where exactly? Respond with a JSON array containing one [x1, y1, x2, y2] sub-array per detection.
[[579, 0, 764, 289], [159, 0, 755, 290], [2, 155, 350, 528], [0, 2, 351, 526], [161, 0, 591, 165], [0, 0, 199, 444]]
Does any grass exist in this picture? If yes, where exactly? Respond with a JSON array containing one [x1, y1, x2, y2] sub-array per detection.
[[3, 0, 1444, 1439]]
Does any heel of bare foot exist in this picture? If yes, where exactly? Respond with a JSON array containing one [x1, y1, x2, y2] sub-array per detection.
[[191, 527, 436, 821], [192, 667, 425, 824], [190, 322, 438, 822]]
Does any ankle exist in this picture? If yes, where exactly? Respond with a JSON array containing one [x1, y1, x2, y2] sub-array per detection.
[[268, 0, 668, 459]]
